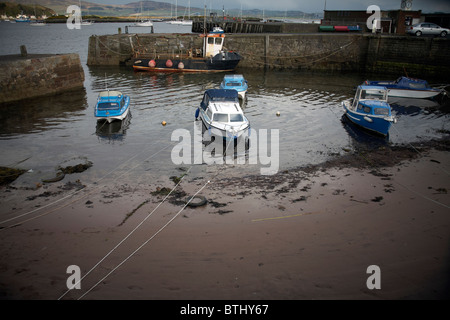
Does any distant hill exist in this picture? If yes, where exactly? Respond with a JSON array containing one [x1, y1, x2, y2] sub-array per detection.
[[0, 2, 56, 17], [4, 0, 319, 19]]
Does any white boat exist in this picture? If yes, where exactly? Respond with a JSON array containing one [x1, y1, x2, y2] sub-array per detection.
[[195, 89, 250, 142], [134, 1, 153, 27], [364, 77, 442, 99], [30, 20, 47, 26], [135, 20, 153, 27]]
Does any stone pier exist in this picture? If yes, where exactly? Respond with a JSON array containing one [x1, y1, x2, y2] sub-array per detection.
[[87, 33, 450, 78], [0, 52, 85, 104]]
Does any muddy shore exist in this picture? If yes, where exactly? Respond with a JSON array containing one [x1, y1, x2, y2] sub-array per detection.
[[0, 138, 449, 300]]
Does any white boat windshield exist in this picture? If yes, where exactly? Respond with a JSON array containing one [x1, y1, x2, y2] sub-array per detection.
[[230, 114, 244, 122], [361, 90, 387, 101], [213, 113, 229, 122]]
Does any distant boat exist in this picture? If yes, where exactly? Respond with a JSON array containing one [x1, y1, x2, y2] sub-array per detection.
[[135, 20, 153, 27], [79, 0, 94, 25], [364, 76, 442, 99], [211, 26, 224, 33], [134, 1, 152, 27], [15, 12, 30, 23], [342, 85, 397, 136], [95, 91, 131, 123], [220, 74, 248, 100], [30, 20, 47, 26]]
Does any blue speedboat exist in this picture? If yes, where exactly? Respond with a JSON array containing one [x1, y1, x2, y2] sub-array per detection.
[[95, 91, 130, 123], [342, 85, 397, 136], [364, 76, 441, 99], [219, 74, 248, 100]]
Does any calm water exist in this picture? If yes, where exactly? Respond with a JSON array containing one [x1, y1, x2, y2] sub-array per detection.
[[0, 21, 448, 185]]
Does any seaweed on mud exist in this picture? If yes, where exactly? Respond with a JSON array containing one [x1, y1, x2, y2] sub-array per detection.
[[0, 167, 26, 185]]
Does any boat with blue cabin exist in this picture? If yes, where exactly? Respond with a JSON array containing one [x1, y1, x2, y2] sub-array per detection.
[[220, 74, 248, 100], [342, 85, 397, 136], [364, 76, 441, 99], [195, 89, 250, 142], [95, 91, 130, 123]]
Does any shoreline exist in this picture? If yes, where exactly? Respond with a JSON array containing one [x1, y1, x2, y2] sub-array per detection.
[[0, 138, 449, 299]]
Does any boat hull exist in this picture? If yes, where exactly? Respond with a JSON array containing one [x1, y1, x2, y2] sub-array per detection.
[[342, 100, 393, 136], [364, 79, 441, 99], [133, 52, 241, 73], [386, 88, 441, 99], [96, 106, 130, 123]]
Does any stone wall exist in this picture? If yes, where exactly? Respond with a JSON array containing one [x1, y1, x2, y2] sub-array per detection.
[[365, 35, 450, 77], [87, 33, 450, 78], [0, 53, 85, 104]]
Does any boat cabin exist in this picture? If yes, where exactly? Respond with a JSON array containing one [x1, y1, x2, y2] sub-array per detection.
[[203, 33, 226, 58], [351, 85, 391, 115], [97, 91, 127, 111], [394, 76, 431, 89]]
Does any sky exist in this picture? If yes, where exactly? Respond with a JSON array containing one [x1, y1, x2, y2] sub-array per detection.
[[88, 0, 450, 13]]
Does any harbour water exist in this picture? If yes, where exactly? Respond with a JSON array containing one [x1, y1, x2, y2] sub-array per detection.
[[0, 21, 448, 186]]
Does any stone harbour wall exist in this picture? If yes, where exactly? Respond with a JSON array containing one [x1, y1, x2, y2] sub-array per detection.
[[87, 32, 450, 78], [0, 53, 85, 104]]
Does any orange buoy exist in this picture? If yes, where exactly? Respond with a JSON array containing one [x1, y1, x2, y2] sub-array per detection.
[[148, 59, 156, 68], [161, 121, 167, 126], [178, 62, 185, 69], [166, 59, 173, 68]]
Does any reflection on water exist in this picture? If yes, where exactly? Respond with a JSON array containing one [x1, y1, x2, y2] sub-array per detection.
[[0, 88, 88, 137], [0, 67, 449, 184], [95, 113, 132, 143]]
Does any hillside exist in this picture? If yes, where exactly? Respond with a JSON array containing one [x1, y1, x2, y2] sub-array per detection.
[[0, 2, 56, 17], [4, 0, 319, 19]]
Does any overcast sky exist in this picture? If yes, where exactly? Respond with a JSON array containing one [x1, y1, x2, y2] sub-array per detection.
[[89, 0, 450, 13]]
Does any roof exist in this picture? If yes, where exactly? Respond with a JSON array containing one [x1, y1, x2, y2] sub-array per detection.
[[98, 90, 123, 98], [359, 85, 387, 91], [210, 101, 243, 114], [223, 74, 245, 81], [205, 89, 239, 102]]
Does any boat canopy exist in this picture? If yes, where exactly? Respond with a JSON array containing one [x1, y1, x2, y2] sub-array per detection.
[[395, 76, 430, 89], [204, 89, 239, 102], [98, 91, 123, 99]]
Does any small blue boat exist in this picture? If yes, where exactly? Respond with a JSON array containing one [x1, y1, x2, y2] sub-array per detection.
[[219, 74, 248, 100], [95, 91, 130, 123], [364, 76, 441, 99], [342, 85, 397, 136]]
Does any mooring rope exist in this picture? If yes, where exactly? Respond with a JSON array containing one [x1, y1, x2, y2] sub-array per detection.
[[0, 141, 174, 229], [64, 129, 236, 300]]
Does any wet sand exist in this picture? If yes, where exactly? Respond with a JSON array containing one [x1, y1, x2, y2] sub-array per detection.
[[0, 141, 449, 300]]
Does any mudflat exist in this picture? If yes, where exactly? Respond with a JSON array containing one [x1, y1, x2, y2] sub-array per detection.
[[0, 141, 449, 300]]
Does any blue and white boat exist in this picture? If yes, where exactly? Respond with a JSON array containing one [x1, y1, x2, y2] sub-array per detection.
[[220, 74, 248, 100], [364, 76, 441, 99], [95, 91, 130, 123], [342, 85, 397, 136], [195, 89, 250, 141]]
